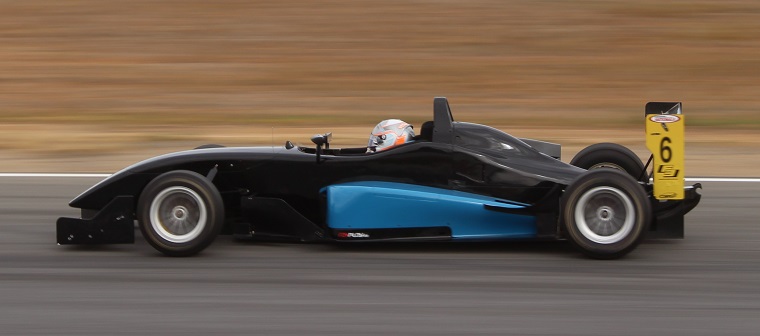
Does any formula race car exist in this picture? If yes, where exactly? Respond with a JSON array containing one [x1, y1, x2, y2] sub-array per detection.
[[57, 98, 701, 259]]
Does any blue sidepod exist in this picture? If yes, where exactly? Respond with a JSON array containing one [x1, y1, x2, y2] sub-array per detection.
[[323, 181, 537, 240]]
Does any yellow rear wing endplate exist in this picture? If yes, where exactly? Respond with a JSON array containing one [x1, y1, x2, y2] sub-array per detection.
[[645, 102, 684, 200]]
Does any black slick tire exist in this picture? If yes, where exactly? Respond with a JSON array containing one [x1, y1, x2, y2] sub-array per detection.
[[561, 169, 651, 259], [137, 170, 224, 257], [570, 143, 647, 182]]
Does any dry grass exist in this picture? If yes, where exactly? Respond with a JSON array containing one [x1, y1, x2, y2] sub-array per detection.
[[0, 0, 759, 173]]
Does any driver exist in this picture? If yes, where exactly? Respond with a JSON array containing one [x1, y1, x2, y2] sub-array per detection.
[[367, 119, 415, 152]]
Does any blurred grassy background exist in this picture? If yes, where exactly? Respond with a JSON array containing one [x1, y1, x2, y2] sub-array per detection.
[[1, 0, 759, 173]]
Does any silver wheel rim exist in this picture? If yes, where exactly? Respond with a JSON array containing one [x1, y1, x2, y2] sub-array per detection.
[[150, 186, 207, 244], [574, 186, 635, 244], [589, 162, 625, 171]]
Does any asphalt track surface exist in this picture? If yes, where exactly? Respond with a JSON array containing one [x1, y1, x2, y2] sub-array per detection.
[[1, 177, 759, 335]]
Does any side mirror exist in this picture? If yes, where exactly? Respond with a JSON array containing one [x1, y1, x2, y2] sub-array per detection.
[[310, 133, 332, 163], [311, 134, 326, 147], [310, 132, 332, 148]]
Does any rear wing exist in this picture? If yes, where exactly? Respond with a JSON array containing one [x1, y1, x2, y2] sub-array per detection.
[[645, 102, 684, 200]]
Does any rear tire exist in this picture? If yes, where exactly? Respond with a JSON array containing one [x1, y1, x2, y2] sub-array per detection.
[[570, 143, 647, 182], [137, 170, 224, 257], [561, 169, 651, 259]]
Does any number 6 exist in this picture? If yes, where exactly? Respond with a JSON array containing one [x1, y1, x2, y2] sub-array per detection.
[[660, 137, 672, 163]]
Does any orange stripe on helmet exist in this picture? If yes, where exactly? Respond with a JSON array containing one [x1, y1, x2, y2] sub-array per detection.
[[393, 134, 407, 146]]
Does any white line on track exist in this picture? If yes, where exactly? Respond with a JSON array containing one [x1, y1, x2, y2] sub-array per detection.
[[0, 173, 111, 178], [685, 178, 760, 183], [0, 173, 758, 182]]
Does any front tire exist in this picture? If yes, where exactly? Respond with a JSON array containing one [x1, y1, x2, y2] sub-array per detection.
[[137, 170, 224, 257], [561, 169, 651, 259]]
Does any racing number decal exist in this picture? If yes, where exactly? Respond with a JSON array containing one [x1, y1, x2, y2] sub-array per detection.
[[660, 137, 672, 163], [645, 102, 685, 200]]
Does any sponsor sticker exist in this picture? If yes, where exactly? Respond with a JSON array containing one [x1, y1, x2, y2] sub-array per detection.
[[649, 115, 681, 123], [657, 165, 680, 178], [658, 192, 678, 199], [337, 232, 370, 238]]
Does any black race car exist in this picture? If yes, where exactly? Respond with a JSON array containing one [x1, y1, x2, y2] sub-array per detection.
[[57, 98, 701, 259]]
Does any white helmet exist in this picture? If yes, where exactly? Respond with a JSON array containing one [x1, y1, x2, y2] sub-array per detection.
[[367, 119, 415, 152]]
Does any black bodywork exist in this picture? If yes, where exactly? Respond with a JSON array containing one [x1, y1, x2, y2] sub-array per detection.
[[57, 98, 701, 245]]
